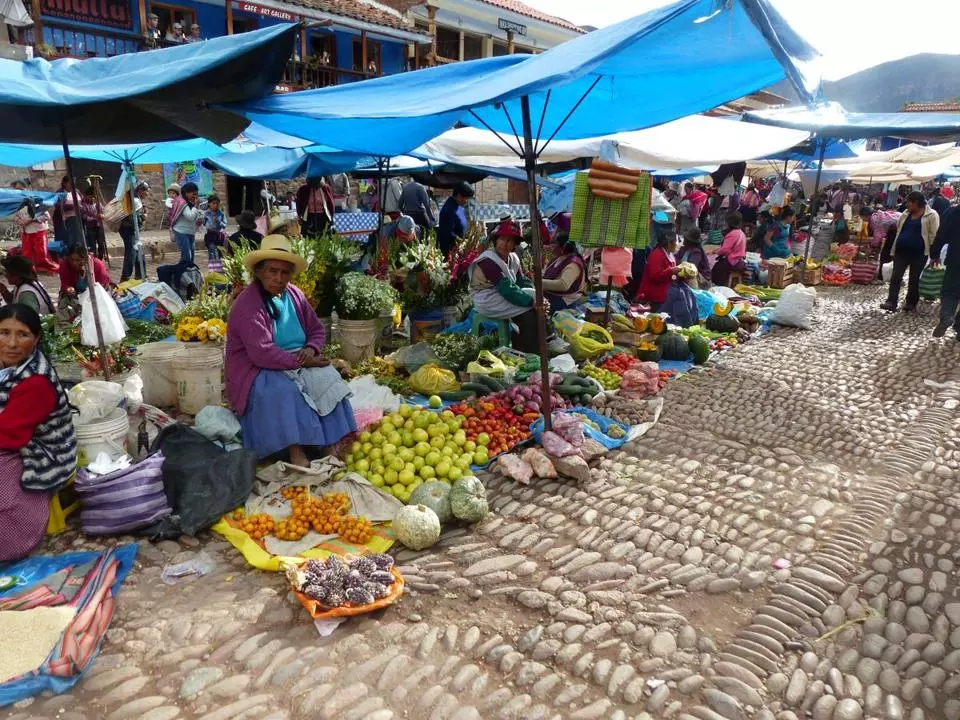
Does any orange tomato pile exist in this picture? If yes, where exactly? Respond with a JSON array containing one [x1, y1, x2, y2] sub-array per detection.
[[235, 510, 274, 541], [450, 396, 538, 458], [235, 489, 374, 544]]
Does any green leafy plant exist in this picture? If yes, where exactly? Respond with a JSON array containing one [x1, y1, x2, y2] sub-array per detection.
[[335, 272, 397, 321], [170, 292, 231, 326], [222, 238, 254, 288], [293, 231, 364, 317]]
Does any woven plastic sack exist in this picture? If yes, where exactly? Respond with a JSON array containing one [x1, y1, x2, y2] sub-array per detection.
[[408, 363, 458, 396], [568, 322, 613, 361], [918, 266, 945, 300]]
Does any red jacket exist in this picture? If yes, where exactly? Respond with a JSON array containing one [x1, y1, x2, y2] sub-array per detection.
[[638, 247, 675, 304]]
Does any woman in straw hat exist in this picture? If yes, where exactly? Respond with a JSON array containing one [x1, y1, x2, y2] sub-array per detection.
[[225, 235, 355, 466]]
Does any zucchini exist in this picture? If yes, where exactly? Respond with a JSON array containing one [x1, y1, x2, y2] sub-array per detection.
[[478, 375, 504, 392], [438, 390, 476, 401], [553, 383, 582, 397], [565, 376, 594, 389], [459, 382, 491, 396], [578, 393, 593, 405]]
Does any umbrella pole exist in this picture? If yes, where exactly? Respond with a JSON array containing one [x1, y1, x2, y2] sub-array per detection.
[[520, 95, 552, 433], [59, 125, 111, 380], [803, 138, 828, 262], [375, 157, 386, 241], [127, 162, 147, 281]]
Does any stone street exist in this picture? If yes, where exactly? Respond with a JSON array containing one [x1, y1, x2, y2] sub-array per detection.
[[4, 284, 960, 720]]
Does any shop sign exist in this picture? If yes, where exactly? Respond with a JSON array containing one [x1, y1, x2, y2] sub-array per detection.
[[237, 2, 298, 22], [40, 0, 132, 30], [497, 18, 527, 36]]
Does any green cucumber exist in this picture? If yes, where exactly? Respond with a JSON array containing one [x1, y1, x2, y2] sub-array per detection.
[[565, 376, 594, 388], [478, 375, 504, 392], [553, 384, 582, 397], [459, 382, 491, 396], [438, 390, 476, 401]]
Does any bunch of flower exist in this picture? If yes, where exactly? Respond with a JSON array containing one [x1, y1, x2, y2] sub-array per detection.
[[175, 316, 227, 344], [72, 344, 137, 377], [172, 292, 231, 324], [336, 272, 397, 321]]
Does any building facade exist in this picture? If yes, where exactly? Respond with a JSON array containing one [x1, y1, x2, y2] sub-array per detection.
[[16, 0, 429, 90], [384, 0, 582, 67]]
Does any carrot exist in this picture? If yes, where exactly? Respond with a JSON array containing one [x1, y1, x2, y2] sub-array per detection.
[[588, 178, 638, 196], [588, 168, 640, 186], [591, 160, 642, 177]]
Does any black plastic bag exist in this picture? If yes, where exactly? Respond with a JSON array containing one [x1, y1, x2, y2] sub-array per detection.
[[142, 424, 256, 540]]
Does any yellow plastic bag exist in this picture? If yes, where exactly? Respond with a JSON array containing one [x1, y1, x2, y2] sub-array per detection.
[[569, 322, 614, 360], [408, 363, 459, 396], [465, 350, 507, 377]]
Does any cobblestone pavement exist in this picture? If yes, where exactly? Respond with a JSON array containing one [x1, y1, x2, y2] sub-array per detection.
[[4, 285, 960, 720]]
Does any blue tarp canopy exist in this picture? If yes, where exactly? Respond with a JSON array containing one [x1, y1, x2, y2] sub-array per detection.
[[743, 103, 960, 141], [207, 145, 560, 186], [0, 137, 233, 167], [0, 188, 61, 218], [0, 24, 298, 144], [230, 0, 821, 156], [765, 137, 865, 162]]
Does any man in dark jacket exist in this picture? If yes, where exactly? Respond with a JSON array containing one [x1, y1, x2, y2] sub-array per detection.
[[932, 204, 960, 338], [929, 187, 950, 218], [437, 182, 473, 258]]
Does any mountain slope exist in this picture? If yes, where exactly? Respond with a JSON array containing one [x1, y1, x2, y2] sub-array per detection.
[[821, 54, 960, 112]]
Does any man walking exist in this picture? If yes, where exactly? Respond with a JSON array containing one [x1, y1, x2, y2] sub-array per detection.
[[400, 179, 436, 232], [932, 203, 960, 338]]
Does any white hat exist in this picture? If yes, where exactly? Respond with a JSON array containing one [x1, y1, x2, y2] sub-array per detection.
[[243, 235, 307, 275]]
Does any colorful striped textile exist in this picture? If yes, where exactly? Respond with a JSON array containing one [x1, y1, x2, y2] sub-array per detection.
[[74, 453, 172, 536], [0, 544, 137, 707], [570, 171, 652, 250]]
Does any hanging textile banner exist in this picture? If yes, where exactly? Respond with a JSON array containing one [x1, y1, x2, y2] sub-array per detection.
[[570, 170, 652, 250], [162, 160, 214, 196]]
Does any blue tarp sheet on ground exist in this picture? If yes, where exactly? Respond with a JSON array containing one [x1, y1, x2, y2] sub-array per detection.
[[0, 24, 298, 144], [743, 103, 960, 140], [229, 0, 821, 156], [0, 544, 138, 707]]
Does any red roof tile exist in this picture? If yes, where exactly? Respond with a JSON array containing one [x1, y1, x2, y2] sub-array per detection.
[[477, 0, 584, 33], [292, 0, 428, 34], [903, 102, 960, 112]]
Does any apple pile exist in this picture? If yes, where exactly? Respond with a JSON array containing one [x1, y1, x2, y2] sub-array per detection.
[[339, 405, 489, 504]]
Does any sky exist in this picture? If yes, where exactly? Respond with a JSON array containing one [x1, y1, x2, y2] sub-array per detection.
[[522, 0, 960, 81]]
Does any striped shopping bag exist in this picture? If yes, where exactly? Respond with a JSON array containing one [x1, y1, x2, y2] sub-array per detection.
[[850, 260, 879, 285], [919, 266, 945, 300]]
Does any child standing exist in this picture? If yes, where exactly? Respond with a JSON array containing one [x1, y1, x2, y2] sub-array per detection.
[[203, 194, 227, 269]]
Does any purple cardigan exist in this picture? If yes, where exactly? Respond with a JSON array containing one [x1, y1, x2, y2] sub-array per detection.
[[225, 283, 325, 415]]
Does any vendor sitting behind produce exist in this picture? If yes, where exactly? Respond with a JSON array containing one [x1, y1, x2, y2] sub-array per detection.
[[225, 235, 355, 467], [675, 228, 711, 288], [761, 206, 794, 259], [0, 255, 55, 315], [541, 234, 586, 311], [0, 304, 77, 561], [59, 246, 111, 298], [636, 231, 678, 312], [468, 221, 540, 353]]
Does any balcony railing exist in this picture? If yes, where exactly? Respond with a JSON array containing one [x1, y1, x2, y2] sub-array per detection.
[[280, 59, 378, 90], [19, 22, 142, 58]]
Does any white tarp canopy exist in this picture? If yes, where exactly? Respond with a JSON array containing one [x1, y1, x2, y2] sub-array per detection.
[[822, 141, 960, 169], [414, 115, 811, 171], [794, 159, 960, 195]]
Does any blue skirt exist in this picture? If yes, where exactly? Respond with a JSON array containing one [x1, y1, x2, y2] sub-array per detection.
[[239, 370, 357, 459]]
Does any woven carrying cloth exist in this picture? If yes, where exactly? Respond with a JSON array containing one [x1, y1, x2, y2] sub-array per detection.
[[569, 171, 652, 250]]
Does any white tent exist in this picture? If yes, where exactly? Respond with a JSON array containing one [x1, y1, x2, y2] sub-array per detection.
[[414, 115, 811, 172]]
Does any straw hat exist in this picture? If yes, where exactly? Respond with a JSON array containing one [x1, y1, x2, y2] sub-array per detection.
[[243, 235, 307, 275]]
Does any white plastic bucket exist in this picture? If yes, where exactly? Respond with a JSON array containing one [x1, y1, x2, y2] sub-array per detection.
[[74, 408, 130, 467], [338, 318, 377, 363], [172, 345, 224, 415], [137, 341, 184, 407]]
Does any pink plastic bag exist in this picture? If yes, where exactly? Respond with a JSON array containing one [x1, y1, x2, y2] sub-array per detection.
[[542, 431, 578, 458], [620, 362, 660, 399], [498, 454, 533, 484], [552, 412, 584, 447], [522, 448, 557, 479]]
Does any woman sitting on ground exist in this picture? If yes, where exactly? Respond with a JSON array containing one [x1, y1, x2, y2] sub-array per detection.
[[637, 231, 678, 312], [468, 221, 541, 353], [675, 228, 711, 288], [541, 234, 586, 311], [0, 304, 76, 561], [712, 211, 748, 287], [0, 255, 55, 315], [225, 235, 355, 466]]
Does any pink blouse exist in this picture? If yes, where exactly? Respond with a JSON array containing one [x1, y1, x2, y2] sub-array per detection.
[[719, 229, 747, 266]]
